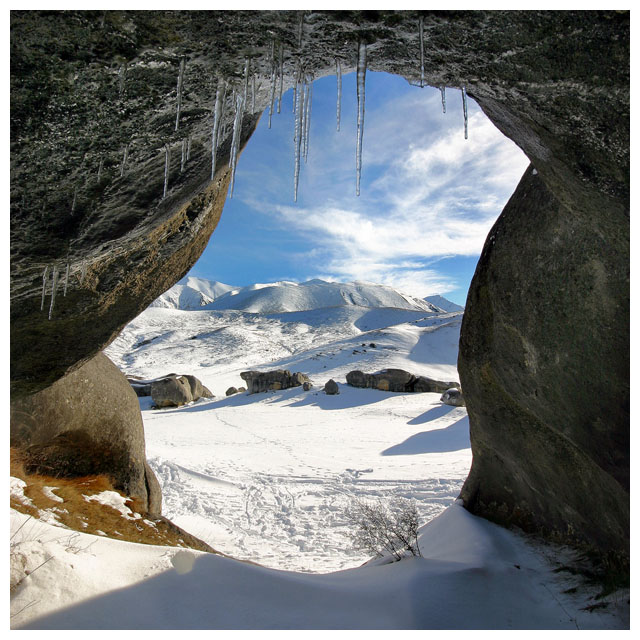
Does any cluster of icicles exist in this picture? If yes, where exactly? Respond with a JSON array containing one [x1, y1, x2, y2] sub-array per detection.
[[39, 261, 87, 321], [44, 15, 470, 319]]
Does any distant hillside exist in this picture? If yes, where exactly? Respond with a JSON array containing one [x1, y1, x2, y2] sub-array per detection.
[[151, 277, 445, 314], [424, 295, 464, 313], [150, 277, 235, 310], [206, 279, 442, 314]]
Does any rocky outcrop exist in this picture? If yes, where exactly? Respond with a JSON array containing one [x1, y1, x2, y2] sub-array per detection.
[[10, 352, 161, 515], [240, 370, 311, 394], [346, 369, 459, 394], [459, 166, 629, 557], [441, 388, 465, 407]]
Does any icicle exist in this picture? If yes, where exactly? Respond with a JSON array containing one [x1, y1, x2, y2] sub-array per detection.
[[301, 81, 309, 161], [277, 44, 284, 114], [243, 59, 250, 107], [175, 56, 186, 131], [293, 77, 303, 202], [187, 135, 192, 161], [97, 157, 104, 181], [70, 187, 77, 215], [356, 41, 367, 197], [163, 143, 170, 199], [181, 139, 186, 172], [228, 91, 245, 198], [118, 63, 127, 96], [304, 75, 313, 163], [298, 12, 304, 49], [440, 86, 446, 113], [293, 62, 302, 141], [268, 40, 277, 129], [252, 73, 256, 113], [336, 58, 342, 131], [211, 78, 226, 180], [48, 266, 59, 320], [461, 85, 468, 140], [120, 144, 129, 177], [419, 15, 425, 88], [40, 266, 49, 311], [63, 262, 70, 297]]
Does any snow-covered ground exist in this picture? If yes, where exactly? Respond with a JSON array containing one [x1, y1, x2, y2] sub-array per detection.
[[10, 278, 629, 628], [105, 279, 467, 572]]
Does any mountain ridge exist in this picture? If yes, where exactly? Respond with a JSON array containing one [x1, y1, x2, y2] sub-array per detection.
[[152, 277, 458, 315]]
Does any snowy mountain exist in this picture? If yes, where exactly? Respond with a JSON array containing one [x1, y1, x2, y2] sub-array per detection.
[[424, 295, 464, 313], [151, 277, 443, 314], [150, 276, 235, 310]]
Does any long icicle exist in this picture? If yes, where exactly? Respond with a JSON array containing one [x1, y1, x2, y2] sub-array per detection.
[[48, 266, 59, 320], [268, 40, 276, 128], [175, 56, 186, 131], [163, 143, 170, 199], [301, 79, 310, 161], [440, 86, 446, 113], [356, 41, 367, 197], [462, 85, 468, 139], [187, 135, 192, 161], [228, 90, 245, 198], [304, 75, 313, 163], [41, 266, 49, 311], [277, 44, 284, 114], [336, 58, 342, 131], [181, 139, 186, 172], [293, 76, 303, 202], [298, 12, 304, 49], [211, 78, 226, 180], [419, 15, 424, 88]]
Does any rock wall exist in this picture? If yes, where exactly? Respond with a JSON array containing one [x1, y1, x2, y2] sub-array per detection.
[[10, 11, 629, 557], [458, 166, 629, 555]]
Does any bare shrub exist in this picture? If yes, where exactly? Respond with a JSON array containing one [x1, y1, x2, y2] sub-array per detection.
[[347, 497, 421, 561]]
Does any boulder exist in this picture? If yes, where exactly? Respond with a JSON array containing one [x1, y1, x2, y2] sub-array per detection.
[[441, 388, 465, 407], [346, 369, 460, 394], [10, 352, 161, 515], [303, 381, 313, 391], [129, 374, 211, 403], [226, 387, 239, 396], [151, 376, 193, 407], [240, 370, 311, 394], [414, 377, 461, 394], [324, 379, 339, 395], [182, 374, 213, 400]]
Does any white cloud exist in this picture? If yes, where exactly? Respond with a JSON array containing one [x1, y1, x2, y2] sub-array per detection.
[[235, 78, 529, 298]]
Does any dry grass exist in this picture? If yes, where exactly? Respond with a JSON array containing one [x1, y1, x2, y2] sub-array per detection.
[[10, 448, 216, 553]]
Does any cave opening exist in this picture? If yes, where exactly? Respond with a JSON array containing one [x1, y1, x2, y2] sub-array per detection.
[[106, 70, 530, 572]]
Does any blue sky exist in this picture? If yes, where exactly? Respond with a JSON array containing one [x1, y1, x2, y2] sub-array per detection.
[[188, 71, 528, 306]]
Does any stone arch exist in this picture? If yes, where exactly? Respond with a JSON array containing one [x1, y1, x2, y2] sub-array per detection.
[[10, 11, 628, 558]]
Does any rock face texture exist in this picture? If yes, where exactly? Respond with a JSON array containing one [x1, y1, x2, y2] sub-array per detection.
[[347, 369, 459, 394], [10, 11, 628, 559], [10, 352, 162, 515], [459, 166, 629, 556], [241, 370, 311, 394]]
